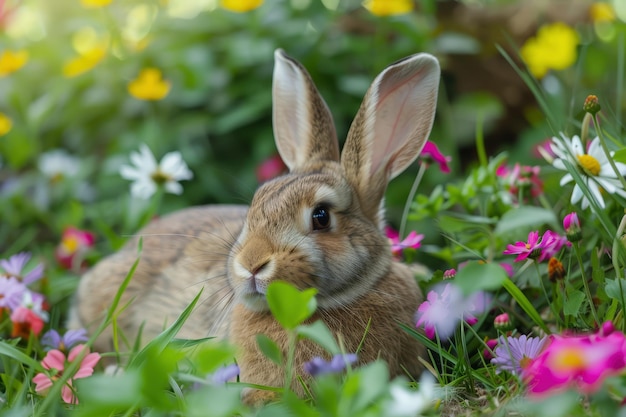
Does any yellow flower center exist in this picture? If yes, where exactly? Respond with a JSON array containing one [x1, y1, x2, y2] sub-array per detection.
[[151, 169, 171, 185], [577, 154, 601, 176], [519, 355, 532, 369], [549, 347, 586, 372], [62, 236, 79, 254]]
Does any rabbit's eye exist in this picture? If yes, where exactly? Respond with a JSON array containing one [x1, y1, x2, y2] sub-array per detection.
[[312, 205, 331, 231]]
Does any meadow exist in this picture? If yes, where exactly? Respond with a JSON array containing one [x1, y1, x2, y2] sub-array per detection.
[[1, 0, 626, 416]]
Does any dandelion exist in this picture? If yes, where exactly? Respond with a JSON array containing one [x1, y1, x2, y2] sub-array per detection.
[[32, 344, 101, 404], [256, 154, 287, 183], [303, 353, 357, 377], [363, 0, 413, 17], [128, 68, 170, 101], [520, 22, 579, 79], [41, 329, 89, 352], [220, 0, 263, 12], [119, 144, 193, 199], [80, 0, 112, 8], [503, 231, 557, 263], [0, 112, 12, 136], [63, 44, 107, 78], [385, 227, 424, 258], [55, 227, 95, 270], [491, 334, 548, 376], [420, 141, 452, 173], [0, 252, 44, 285], [0, 49, 28, 76], [551, 133, 626, 209], [523, 331, 626, 395], [415, 283, 490, 339]]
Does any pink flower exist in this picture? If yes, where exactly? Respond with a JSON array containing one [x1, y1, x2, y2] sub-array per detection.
[[483, 338, 499, 360], [503, 231, 558, 262], [563, 212, 582, 242], [497, 163, 543, 202], [32, 344, 101, 404], [385, 227, 424, 257], [55, 227, 95, 270], [256, 154, 287, 183], [541, 230, 570, 259], [420, 141, 451, 173], [415, 283, 491, 339], [10, 292, 48, 338], [523, 331, 626, 396]]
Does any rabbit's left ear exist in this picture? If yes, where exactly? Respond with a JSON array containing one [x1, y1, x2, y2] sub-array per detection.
[[341, 53, 440, 222], [272, 49, 340, 171]]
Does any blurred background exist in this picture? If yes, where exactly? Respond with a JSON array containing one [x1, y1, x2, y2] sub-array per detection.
[[0, 0, 623, 262]]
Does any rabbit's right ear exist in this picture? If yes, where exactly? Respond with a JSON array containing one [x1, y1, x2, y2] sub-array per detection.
[[272, 49, 340, 170]]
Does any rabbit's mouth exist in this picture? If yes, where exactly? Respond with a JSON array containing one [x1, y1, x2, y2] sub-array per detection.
[[240, 291, 270, 312]]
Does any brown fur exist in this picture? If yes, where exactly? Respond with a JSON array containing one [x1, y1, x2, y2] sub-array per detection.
[[70, 49, 440, 404]]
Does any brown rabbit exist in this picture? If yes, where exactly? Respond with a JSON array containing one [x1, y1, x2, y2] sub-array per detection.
[[69, 49, 440, 404]]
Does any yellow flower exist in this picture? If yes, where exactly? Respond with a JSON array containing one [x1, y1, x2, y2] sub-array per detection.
[[589, 2, 615, 22], [128, 68, 170, 101], [63, 45, 107, 78], [81, 0, 112, 8], [520, 22, 579, 79], [363, 0, 413, 16], [0, 50, 28, 76], [0, 113, 12, 136], [220, 0, 263, 13]]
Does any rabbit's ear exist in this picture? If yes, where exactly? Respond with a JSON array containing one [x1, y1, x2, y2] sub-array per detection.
[[272, 49, 340, 170], [341, 53, 440, 222]]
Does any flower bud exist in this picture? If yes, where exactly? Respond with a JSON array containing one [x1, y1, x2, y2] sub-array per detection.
[[583, 95, 601, 115], [563, 212, 582, 242], [494, 313, 512, 331], [443, 269, 456, 280]]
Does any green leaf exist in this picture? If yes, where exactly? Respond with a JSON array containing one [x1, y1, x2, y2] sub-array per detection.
[[502, 278, 550, 334], [494, 206, 557, 239], [186, 385, 244, 417], [605, 279, 626, 305], [0, 342, 44, 371], [563, 290, 585, 317], [256, 334, 283, 366], [453, 262, 507, 295], [613, 148, 626, 164], [266, 281, 318, 330], [345, 361, 388, 413], [297, 321, 340, 355], [75, 371, 143, 416]]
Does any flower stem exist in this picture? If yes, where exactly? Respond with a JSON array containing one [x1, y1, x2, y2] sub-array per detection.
[[475, 113, 487, 167], [283, 330, 297, 393], [592, 115, 626, 191], [573, 242, 600, 325], [534, 262, 561, 327], [399, 163, 427, 239]]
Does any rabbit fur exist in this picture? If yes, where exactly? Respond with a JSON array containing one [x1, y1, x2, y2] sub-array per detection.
[[69, 49, 440, 403]]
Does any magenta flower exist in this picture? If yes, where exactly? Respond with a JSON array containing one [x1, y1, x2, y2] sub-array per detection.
[[503, 231, 558, 262], [497, 163, 543, 201], [541, 230, 571, 259], [483, 338, 499, 360], [303, 353, 358, 377], [420, 141, 451, 173], [256, 154, 287, 183], [491, 334, 548, 375], [523, 331, 626, 396], [55, 227, 95, 270], [415, 283, 490, 339], [563, 212, 582, 242], [385, 227, 424, 257], [0, 252, 44, 285], [32, 344, 101, 404]]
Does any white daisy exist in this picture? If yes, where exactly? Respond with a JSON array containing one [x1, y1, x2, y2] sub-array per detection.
[[38, 149, 80, 180], [386, 374, 438, 417], [119, 144, 193, 199], [551, 133, 626, 209]]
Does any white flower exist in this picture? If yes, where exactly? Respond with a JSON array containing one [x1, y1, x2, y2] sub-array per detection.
[[119, 144, 193, 199], [387, 374, 437, 417], [38, 150, 80, 179], [551, 133, 626, 209]]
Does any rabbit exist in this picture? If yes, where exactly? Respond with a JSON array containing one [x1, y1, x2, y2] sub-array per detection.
[[69, 49, 440, 404]]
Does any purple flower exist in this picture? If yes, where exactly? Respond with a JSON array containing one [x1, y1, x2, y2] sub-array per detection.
[[415, 283, 491, 339], [491, 334, 548, 375], [210, 364, 240, 384], [0, 276, 27, 311], [303, 353, 358, 377], [41, 328, 89, 352], [0, 252, 44, 285], [420, 141, 452, 173]]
